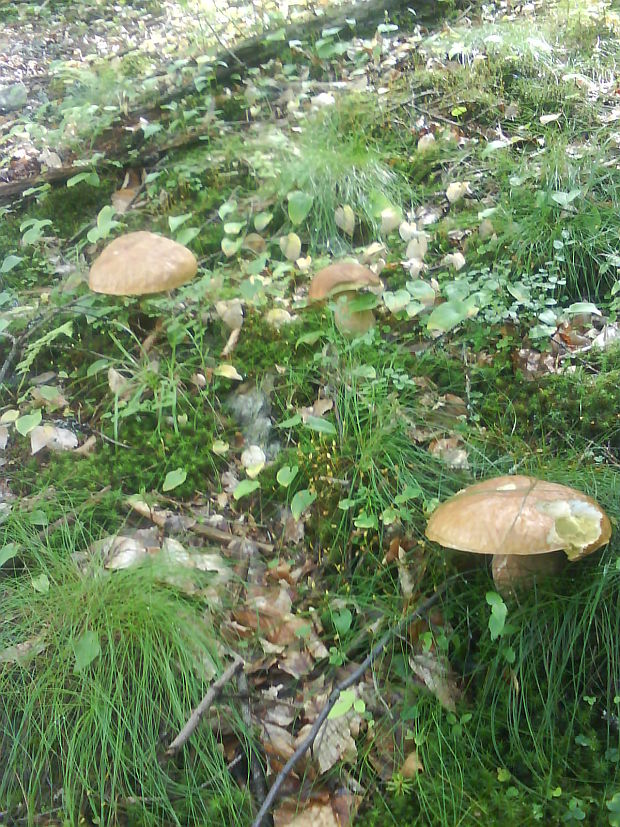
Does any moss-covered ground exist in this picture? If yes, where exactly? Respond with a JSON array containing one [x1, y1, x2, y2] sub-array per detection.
[[1, 0, 619, 825]]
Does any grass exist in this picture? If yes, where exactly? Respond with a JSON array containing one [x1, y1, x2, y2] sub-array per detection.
[[2, 0, 620, 825], [0, 517, 249, 826]]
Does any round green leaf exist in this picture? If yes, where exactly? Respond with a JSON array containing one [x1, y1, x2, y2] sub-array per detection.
[[277, 465, 299, 487], [290, 488, 316, 520], [162, 468, 187, 492], [254, 211, 273, 232], [32, 573, 50, 594], [15, 409, 42, 436], [233, 479, 261, 500], [427, 300, 469, 332], [287, 191, 313, 225], [73, 630, 101, 674], [0, 543, 19, 567]]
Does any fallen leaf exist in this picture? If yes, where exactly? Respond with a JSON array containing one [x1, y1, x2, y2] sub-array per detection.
[[446, 182, 471, 204], [409, 651, 460, 711], [540, 112, 561, 124], [335, 205, 355, 236], [241, 444, 266, 478], [428, 437, 469, 470], [280, 232, 302, 261], [417, 133, 436, 152], [400, 749, 424, 778], [216, 299, 244, 330], [30, 424, 78, 455], [214, 364, 243, 381], [265, 308, 295, 328], [442, 251, 466, 271]]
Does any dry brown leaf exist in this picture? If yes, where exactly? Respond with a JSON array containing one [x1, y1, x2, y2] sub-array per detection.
[[30, 424, 78, 455], [30, 385, 68, 410], [274, 792, 360, 827], [409, 651, 460, 711], [262, 721, 297, 766], [274, 802, 339, 827], [400, 749, 424, 778], [428, 436, 469, 470], [279, 650, 315, 678]]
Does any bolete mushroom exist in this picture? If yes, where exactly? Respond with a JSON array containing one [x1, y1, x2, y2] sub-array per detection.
[[89, 231, 197, 295], [426, 475, 611, 594], [308, 262, 382, 336]]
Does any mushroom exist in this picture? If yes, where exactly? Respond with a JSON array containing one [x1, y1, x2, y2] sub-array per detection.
[[308, 262, 382, 336], [425, 475, 611, 594], [89, 231, 197, 295]]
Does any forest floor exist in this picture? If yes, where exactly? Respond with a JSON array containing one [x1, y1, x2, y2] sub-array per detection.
[[0, 0, 619, 825]]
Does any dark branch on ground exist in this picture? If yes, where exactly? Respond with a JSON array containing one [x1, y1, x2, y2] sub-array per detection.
[[250, 585, 448, 827]]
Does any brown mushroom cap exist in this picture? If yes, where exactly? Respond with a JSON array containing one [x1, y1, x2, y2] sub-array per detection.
[[89, 231, 198, 296], [308, 262, 381, 302], [426, 475, 611, 561]]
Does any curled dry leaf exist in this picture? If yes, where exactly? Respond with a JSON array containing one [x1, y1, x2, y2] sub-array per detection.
[[74, 434, 97, 456], [540, 112, 561, 124], [417, 132, 436, 152], [265, 308, 296, 328], [280, 232, 302, 261], [241, 444, 266, 478], [409, 651, 461, 711], [221, 327, 241, 358], [442, 251, 466, 271], [404, 257, 425, 278], [242, 232, 267, 254], [400, 749, 424, 778], [399, 221, 417, 242], [446, 182, 471, 204], [335, 205, 355, 236], [215, 299, 244, 330], [405, 232, 428, 261], [428, 436, 469, 470], [30, 424, 78, 455], [214, 364, 243, 381], [0, 425, 8, 450], [380, 207, 401, 234], [478, 218, 495, 239], [361, 242, 386, 264], [107, 367, 133, 399], [300, 397, 333, 422]]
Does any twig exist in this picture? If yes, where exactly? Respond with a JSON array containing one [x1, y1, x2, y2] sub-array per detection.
[[250, 587, 447, 827], [238, 671, 272, 826], [190, 522, 274, 554], [0, 332, 19, 385], [165, 656, 244, 757]]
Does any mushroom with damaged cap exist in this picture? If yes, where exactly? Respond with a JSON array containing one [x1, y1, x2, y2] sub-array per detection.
[[89, 231, 198, 296], [308, 261, 382, 336], [425, 475, 611, 594]]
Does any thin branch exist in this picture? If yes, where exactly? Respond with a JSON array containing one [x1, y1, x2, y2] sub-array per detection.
[[238, 671, 272, 826], [190, 521, 274, 554], [250, 586, 447, 827], [165, 656, 244, 757]]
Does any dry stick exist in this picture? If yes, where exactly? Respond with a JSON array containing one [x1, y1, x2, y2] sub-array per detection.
[[250, 587, 447, 827], [238, 671, 272, 826], [190, 521, 274, 555], [166, 656, 244, 757]]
